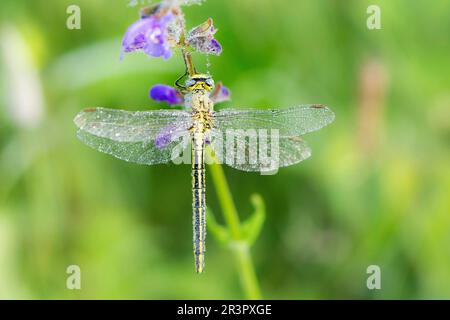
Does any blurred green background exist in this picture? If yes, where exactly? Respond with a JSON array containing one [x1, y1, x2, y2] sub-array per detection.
[[0, 0, 449, 299]]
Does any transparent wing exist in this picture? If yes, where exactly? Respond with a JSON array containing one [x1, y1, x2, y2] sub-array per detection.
[[209, 130, 311, 173], [77, 130, 190, 165], [74, 107, 192, 142], [209, 105, 334, 172], [74, 108, 192, 165], [213, 105, 335, 138]]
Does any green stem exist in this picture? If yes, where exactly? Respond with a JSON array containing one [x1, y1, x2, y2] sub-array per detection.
[[209, 162, 262, 300], [209, 163, 241, 239], [182, 49, 196, 76], [234, 243, 262, 300]]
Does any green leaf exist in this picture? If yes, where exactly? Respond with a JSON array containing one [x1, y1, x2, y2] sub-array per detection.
[[206, 208, 231, 246], [241, 194, 266, 246]]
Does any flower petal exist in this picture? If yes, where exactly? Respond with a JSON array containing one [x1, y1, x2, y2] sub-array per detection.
[[210, 82, 231, 103], [154, 123, 187, 149], [187, 18, 222, 55], [122, 12, 175, 59], [122, 18, 153, 53], [150, 84, 184, 105], [207, 38, 222, 55], [155, 125, 175, 149], [189, 37, 222, 56], [188, 17, 216, 39]]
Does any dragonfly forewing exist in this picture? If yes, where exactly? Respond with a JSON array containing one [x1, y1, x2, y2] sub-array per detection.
[[213, 105, 335, 138], [74, 107, 192, 142], [74, 108, 193, 165]]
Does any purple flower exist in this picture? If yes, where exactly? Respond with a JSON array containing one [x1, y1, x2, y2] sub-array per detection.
[[155, 125, 175, 149], [150, 84, 184, 105], [122, 12, 175, 60], [207, 39, 222, 55], [187, 18, 222, 56], [210, 82, 231, 103], [155, 123, 187, 149]]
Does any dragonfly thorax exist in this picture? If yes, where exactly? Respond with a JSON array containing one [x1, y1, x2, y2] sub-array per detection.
[[189, 92, 214, 134]]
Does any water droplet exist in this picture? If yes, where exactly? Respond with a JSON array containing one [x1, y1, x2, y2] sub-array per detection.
[[206, 55, 211, 73]]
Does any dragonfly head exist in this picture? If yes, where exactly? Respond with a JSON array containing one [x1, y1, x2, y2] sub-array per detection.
[[185, 74, 215, 92]]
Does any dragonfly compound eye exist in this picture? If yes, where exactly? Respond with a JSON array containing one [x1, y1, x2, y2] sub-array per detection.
[[205, 78, 215, 88], [185, 79, 196, 88]]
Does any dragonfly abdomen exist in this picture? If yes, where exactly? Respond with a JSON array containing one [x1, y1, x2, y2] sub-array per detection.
[[192, 133, 206, 273]]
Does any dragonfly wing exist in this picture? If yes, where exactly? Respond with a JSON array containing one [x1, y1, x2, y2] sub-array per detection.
[[77, 130, 190, 165], [209, 130, 311, 172], [74, 107, 192, 142], [74, 108, 192, 165], [210, 105, 333, 172], [213, 105, 335, 138]]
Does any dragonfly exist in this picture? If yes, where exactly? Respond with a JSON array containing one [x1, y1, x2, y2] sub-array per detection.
[[74, 74, 335, 273]]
